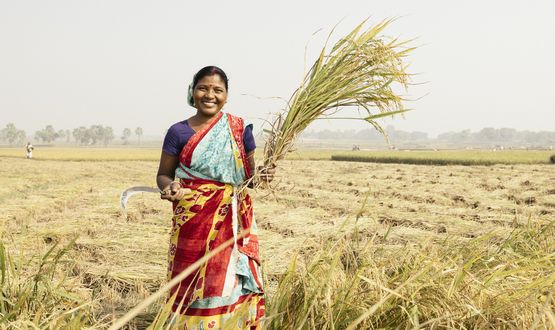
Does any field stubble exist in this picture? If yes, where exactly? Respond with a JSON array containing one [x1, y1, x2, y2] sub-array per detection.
[[0, 150, 554, 328]]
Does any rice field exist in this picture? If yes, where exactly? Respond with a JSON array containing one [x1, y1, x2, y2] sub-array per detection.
[[0, 147, 163, 161], [0, 147, 552, 164], [0, 148, 554, 328]]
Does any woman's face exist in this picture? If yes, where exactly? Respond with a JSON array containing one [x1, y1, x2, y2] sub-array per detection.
[[193, 74, 227, 117]]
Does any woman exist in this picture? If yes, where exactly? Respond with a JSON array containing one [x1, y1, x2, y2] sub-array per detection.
[[157, 66, 273, 329]]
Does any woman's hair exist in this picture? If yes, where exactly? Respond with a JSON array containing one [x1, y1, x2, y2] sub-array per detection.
[[192, 66, 229, 91]]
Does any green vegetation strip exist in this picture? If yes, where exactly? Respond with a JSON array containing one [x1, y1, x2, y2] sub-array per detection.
[[331, 150, 553, 165]]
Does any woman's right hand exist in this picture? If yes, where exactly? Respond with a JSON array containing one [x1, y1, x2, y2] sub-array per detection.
[[257, 165, 276, 183], [160, 181, 191, 202]]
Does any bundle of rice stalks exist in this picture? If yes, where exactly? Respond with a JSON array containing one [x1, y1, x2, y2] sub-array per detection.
[[262, 19, 414, 169]]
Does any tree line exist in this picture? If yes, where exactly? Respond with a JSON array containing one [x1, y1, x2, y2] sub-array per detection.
[[301, 126, 555, 147], [0, 123, 144, 146]]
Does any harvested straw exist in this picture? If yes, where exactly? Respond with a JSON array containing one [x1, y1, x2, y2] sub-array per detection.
[[262, 19, 414, 169]]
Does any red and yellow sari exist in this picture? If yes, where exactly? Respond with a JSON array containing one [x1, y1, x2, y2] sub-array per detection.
[[167, 112, 264, 329]]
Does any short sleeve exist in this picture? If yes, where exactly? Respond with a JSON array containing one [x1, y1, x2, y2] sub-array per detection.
[[162, 125, 181, 156], [243, 123, 256, 153]]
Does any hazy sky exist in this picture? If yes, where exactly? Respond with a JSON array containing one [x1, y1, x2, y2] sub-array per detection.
[[1, 0, 554, 138]]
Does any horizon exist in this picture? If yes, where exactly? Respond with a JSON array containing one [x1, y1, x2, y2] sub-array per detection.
[[4, 123, 555, 140], [3, 123, 552, 146]]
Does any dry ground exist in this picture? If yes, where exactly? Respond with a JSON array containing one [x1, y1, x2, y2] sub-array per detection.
[[0, 156, 553, 321]]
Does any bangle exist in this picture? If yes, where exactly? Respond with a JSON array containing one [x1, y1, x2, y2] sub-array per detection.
[[164, 180, 180, 190]]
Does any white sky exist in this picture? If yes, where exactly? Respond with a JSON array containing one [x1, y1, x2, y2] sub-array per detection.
[[1, 0, 554, 137]]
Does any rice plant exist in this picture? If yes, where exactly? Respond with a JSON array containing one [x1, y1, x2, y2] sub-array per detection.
[[0, 239, 101, 328], [266, 219, 555, 329]]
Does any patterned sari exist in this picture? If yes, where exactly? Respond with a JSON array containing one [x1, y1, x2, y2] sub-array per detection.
[[167, 112, 264, 329]]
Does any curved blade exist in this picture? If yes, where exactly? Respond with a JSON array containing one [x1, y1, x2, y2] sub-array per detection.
[[120, 186, 161, 210]]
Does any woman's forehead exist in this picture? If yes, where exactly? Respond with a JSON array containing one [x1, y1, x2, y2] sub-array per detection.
[[197, 74, 225, 86]]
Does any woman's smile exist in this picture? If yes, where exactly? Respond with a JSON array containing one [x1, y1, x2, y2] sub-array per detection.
[[201, 100, 217, 107]]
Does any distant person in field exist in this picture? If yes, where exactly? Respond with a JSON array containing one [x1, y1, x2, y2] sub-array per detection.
[[25, 142, 34, 159], [156, 66, 274, 328]]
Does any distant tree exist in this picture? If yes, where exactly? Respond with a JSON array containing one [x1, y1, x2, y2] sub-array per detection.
[[355, 128, 381, 140], [71, 125, 115, 146], [73, 126, 91, 145], [498, 128, 517, 141], [437, 131, 455, 142], [388, 127, 410, 141], [16, 130, 26, 144], [478, 127, 498, 142], [521, 131, 537, 144], [121, 128, 131, 145], [57, 129, 66, 142], [437, 130, 472, 143], [102, 126, 114, 146], [35, 125, 59, 143], [458, 129, 471, 142], [0, 123, 26, 145], [409, 131, 428, 141], [88, 125, 104, 145], [0, 125, 9, 142], [86, 125, 114, 146], [65, 129, 71, 143], [135, 127, 143, 145]]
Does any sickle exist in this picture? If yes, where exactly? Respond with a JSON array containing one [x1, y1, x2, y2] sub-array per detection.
[[119, 186, 165, 210]]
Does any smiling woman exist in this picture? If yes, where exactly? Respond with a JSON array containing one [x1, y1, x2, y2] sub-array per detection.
[[155, 66, 273, 329]]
